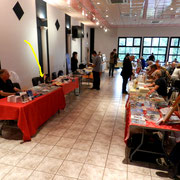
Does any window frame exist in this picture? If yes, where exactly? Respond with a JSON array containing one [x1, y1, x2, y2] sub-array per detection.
[[168, 37, 180, 62], [118, 37, 142, 60], [142, 37, 169, 62]]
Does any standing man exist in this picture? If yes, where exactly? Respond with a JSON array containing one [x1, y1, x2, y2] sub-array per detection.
[[109, 49, 118, 77], [91, 51, 101, 90], [121, 55, 135, 94], [149, 53, 155, 61]]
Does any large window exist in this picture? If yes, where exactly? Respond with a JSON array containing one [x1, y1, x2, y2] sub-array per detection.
[[118, 37, 141, 60], [168, 37, 180, 62], [142, 37, 169, 62]]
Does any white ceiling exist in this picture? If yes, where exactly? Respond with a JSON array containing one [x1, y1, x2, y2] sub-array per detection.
[[44, 0, 180, 28]]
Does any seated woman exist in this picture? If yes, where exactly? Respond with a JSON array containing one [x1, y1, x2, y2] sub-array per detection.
[[71, 52, 78, 73], [147, 64, 157, 76], [144, 70, 167, 99], [0, 69, 20, 99]]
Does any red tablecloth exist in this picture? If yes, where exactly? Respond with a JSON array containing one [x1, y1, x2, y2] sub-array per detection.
[[124, 97, 180, 144], [61, 77, 79, 95], [0, 87, 66, 141]]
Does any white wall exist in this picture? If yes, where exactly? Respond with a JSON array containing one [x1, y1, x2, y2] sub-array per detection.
[[0, 0, 39, 88], [82, 26, 90, 64], [95, 26, 180, 61], [95, 28, 117, 61], [47, 5, 66, 77], [0, 0, 90, 87]]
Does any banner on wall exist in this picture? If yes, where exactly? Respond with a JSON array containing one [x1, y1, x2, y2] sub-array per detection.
[[66, 54, 71, 74]]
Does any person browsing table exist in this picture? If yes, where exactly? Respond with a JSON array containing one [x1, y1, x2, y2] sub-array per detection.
[[90, 51, 101, 90], [121, 55, 135, 94], [145, 70, 167, 99]]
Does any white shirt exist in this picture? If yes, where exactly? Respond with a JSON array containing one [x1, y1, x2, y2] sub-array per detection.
[[172, 68, 180, 81]]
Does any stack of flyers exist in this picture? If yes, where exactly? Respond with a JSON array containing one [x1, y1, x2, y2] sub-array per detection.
[[146, 110, 160, 115], [144, 101, 153, 108], [160, 107, 172, 116], [136, 102, 144, 107], [155, 101, 168, 109], [131, 115, 146, 125], [131, 115, 145, 121], [145, 109, 160, 122], [168, 116, 180, 124], [131, 108, 144, 115]]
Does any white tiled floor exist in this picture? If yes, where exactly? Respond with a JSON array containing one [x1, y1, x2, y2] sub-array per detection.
[[0, 70, 171, 180]]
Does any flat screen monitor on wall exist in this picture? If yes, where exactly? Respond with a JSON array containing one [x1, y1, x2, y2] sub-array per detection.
[[72, 26, 84, 38]]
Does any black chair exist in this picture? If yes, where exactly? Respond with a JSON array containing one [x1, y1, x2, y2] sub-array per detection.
[[32, 77, 44, 86], [13, 83, 21, 90], [58, 70, 63, 76], [52, 72, 57, 80]]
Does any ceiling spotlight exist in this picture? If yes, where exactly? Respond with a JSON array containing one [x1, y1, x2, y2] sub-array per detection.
[[97, 2, 100, 4], [134, 14, 137, 16], [170, 8, 173, 10], [104, 28, 107, 32], [100, 25, 103, 28], [82, 10, 85, 16], [106, 15, 109, 18], [85, 14, 88, 16], [93, 16, 96, 20], [96, 21, 99, 25]]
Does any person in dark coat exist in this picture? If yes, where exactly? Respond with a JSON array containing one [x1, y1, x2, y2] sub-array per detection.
[[149, 53, 155, 61], [121, 55, 135, 94], [109, 49, 118, 77], [71, 52, 78, 73]]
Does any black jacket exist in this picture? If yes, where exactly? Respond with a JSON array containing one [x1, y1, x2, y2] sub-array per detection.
[[121, 58, 133, 78], [71, 57, 78, 72]]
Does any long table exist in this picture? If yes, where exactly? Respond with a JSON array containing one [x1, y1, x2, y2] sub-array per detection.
[[61, 77, 79, 95], [0, 87, 66, 141], [124, 97, 180, 161]]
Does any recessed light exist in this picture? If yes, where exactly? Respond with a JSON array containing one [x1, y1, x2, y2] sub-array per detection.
[[96, 21, 99, 25], [170, 8, 173, 10], [134, 14, 137, 16], [104, 28, 107, 32], [106, 15, 109, 18], [93, 16, 96, 20], [97, 2, 100, 5], [100, 25, 103, 28], [85, 14, 88, 16]]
